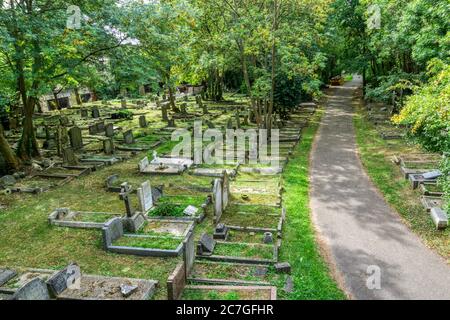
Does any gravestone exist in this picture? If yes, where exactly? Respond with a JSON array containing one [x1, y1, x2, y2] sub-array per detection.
[[139, 116, 148, 128], [88, 124, 98, 135], [106, 174, 120, 192], [183, 231, 195, 277], [213, 223, 229, 240], [423, 170, 442, 180], [197, 233, 216, 256], [212, 179, 223, 223], [183, 205, 199, 217], [263, 232, 274, 244], [105, 123, 114, 137], [275, 262, 291, 274], [80, 109, 88, 119], [123, 130, 134, 144], [91, 107, 100, 118], [137, 181, 153, 213], [139, 157, 150, 172], [283, 276, 294, 293], [430, 207, 448, 230], [119, 182, 135, 218], [97, 121, 105, 133], [12, 278, 50, 300], [0, 269, 17, 286], [47, 263, 81, 297], [222, 171, 230, 211], [103, 139, 114, 155], [62, 147, 78, 165], [121, 99, 127, 109]]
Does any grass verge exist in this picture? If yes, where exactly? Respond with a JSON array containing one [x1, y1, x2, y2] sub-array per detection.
[[278, 108, 346, 300], [353, 107, 449, 262]]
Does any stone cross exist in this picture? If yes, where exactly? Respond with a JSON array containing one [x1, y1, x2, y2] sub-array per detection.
[[119, 182, 135, 218]]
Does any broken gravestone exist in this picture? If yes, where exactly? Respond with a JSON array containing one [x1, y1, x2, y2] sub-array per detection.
[[275, 262, 291, 274], [47, 263, 81, 297], [197, 233, 216, 256], [12, 278, 50, 300]]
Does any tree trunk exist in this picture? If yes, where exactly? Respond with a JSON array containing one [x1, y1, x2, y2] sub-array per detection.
[[168, 86, 179, 113], [74, 87, 82, 105], [0, 124, 20, 172], [17, 98, 40, 161]]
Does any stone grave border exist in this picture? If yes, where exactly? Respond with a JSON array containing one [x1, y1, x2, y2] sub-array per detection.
[[102, 218, 194, 257], [182, 285, 277, 300], [421, 196, 444, 212], [419, 183, 444, 197], [48, 208, 122, 230]]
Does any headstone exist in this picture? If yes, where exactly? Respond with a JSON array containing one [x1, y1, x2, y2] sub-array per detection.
[[123, 130, 134, 144], [263, 232, 274, 244], [97, 121, 105, 133], [0, 269, 17, 286], [430, 207, 448, 230], [103, 139, 114, 155], [119, 182, 135, 218], [212, 179, 223, 223], [139, 157, 149, 172], [105, 123, 114, 137], [69, 127, 83, 151], [283, 276, 294, 293], [91, 107, 100, 118], [275, 262, 291, 274], [120, 284, 138, 297], [12, 278, 50, 300], [183, 205, 199, 217], [46, 263, 81, 297], [197, 233, 216, 256], [106, 174, 119, 191], [423, 170, 442, 180], [62, 147, 78, 165], [121, 99, 127, 109], [0, 175, 16, 187], [213, 223, 229, 240], [139, 116, 147, 128], [88, 124, 97, 135], [222, 171, 230, 210], [137, 181, 153, 213]]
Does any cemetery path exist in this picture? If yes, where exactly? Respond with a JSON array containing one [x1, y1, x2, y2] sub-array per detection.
[[309, 75, 450, 300]]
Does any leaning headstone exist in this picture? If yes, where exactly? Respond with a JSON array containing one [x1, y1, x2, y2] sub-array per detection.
[[97, 121, 105, 133], [197, 233, 216, 256], [60, 116, 70, 127], [62, 147, 78, 165], [0, 269, 17, 286], [103, 139, 114, 155], [12, 278, 50, 300], [430, 207, 448, 230], [137, 181, 153, 213], [212, 179, 223, 223], [119, 182, 135, 218], [91, 107, 100, 118], [139, 116, 148, 128], [47, 263, 81, 297], [80, 108, 88, 118], [105, 123, 115, 137], [69, 127, 83, 151], [275, 262, 291, 274], [123, 130, 134, 144]]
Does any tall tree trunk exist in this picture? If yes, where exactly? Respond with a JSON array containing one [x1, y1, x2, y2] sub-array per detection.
[[17, 97, 40, 161], [0, 124, 20, 172], [168, 86, 179, 113]]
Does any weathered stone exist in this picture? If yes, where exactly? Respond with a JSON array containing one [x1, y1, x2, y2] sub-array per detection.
[[197, 233, 216, 255], [91, 107, 100, 118], [69, 126, 83, 150], [283, 276, 294, 293], [263, 232, 274, 244], [213, 223, 229, 240], [103, 139, 114, 155], [137, 181, 153, 213], [123, 130, 134, 144], [254, 266, 268, 277], [0, 175, 16, 187], [80, 109, 88, 118], [120, 284, 138, 297], [423, 170, 442, 180], [184, 205, 199, 216], [47, 263, 81, 297], [105, 123, 115, 138], [0, 269, 17, 286], [139, 116, 148, 128], [430, 208, 448, 230], [62, 147, 78, 165], [12, 278, 50, 300], [275, 262, 291, 274]]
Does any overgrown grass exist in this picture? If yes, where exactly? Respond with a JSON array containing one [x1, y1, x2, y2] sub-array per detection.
[[278, 109, 346, 300], [353, 107, 450, 262]]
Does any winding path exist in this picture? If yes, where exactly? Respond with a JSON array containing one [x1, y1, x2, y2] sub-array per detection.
[[310, 75, 450, 300]]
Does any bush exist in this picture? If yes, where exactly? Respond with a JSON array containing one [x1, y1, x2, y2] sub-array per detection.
[[111, 110, 133, 120]]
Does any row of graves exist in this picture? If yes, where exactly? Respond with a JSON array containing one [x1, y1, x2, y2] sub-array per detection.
[[361, 102, 449, 230], [1, 92, 318, 300], [393, 153, 448, 230]]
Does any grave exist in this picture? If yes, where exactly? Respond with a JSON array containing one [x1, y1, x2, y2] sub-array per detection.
[[48, 208, 121, 229], [105, 123, 115, 137], [197, 233, 216, 256], [137, 181, 154, 213], [139, 154, 194, 175], [409, 171, 442, 189], [11, 277, 50, 300], [68, 127, 83, 150], [123, 130, 135, 144], [421, 196, 444, 212], [212, 179, 223, 223], [430, 208, 448, 230], [182, 285, 277, 300], [80, 109, 88, 118], [91, 107, 100, 118], [0, 269, 17, 287], [139, 115, 148, 128], [103, 139, 114, 155], [62, 147, 78, 166], [213, 223, 229, 240]]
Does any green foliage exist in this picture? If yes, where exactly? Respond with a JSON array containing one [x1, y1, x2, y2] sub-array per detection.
[[150, 203, 185, 217], [111, 110, 133, 120], [274, 73, 303, 111]]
